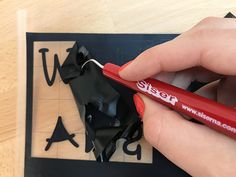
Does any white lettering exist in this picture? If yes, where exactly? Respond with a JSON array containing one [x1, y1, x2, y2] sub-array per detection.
[[182, 104, 236, 134], [136, 80, 178, 106]]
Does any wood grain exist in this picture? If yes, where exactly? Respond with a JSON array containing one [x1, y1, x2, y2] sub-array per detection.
[[0, 0, 236, 176]]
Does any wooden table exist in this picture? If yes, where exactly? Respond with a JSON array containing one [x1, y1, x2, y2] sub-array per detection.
[[0, 1, 235, 176]]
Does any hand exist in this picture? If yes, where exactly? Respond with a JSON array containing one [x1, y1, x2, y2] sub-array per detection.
[[119, 17, 236, 177]]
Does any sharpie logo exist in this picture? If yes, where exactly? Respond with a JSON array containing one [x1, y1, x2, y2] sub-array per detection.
[[136, 80, 178, 106]]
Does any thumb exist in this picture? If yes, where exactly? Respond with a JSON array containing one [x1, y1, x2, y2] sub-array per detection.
[[133, 93, 236, 177]]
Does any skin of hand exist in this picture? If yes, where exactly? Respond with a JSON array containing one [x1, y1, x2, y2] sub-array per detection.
[[119, 17, 236, 177]]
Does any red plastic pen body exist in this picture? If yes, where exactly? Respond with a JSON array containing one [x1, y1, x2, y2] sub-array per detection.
[[103, 63, 236, 139]]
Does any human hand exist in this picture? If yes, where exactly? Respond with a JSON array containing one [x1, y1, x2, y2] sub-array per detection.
[[119, 17, 236, 177]]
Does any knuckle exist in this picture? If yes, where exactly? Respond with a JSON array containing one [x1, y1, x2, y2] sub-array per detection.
[[197, 16, 218, 26], [191, 17, 219, 39]]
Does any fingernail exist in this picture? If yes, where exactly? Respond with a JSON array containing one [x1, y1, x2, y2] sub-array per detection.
[[119, 60, 132, 72], [133, 93, 145, 118]]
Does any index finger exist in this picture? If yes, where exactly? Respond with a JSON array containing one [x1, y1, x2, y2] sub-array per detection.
[[119, 19, 236, 81]]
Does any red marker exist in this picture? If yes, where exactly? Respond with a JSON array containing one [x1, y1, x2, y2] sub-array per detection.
[[82, 59, 236, 139]]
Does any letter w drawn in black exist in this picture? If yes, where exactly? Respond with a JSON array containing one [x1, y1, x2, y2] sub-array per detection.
[[39, 48, 64, 86]]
